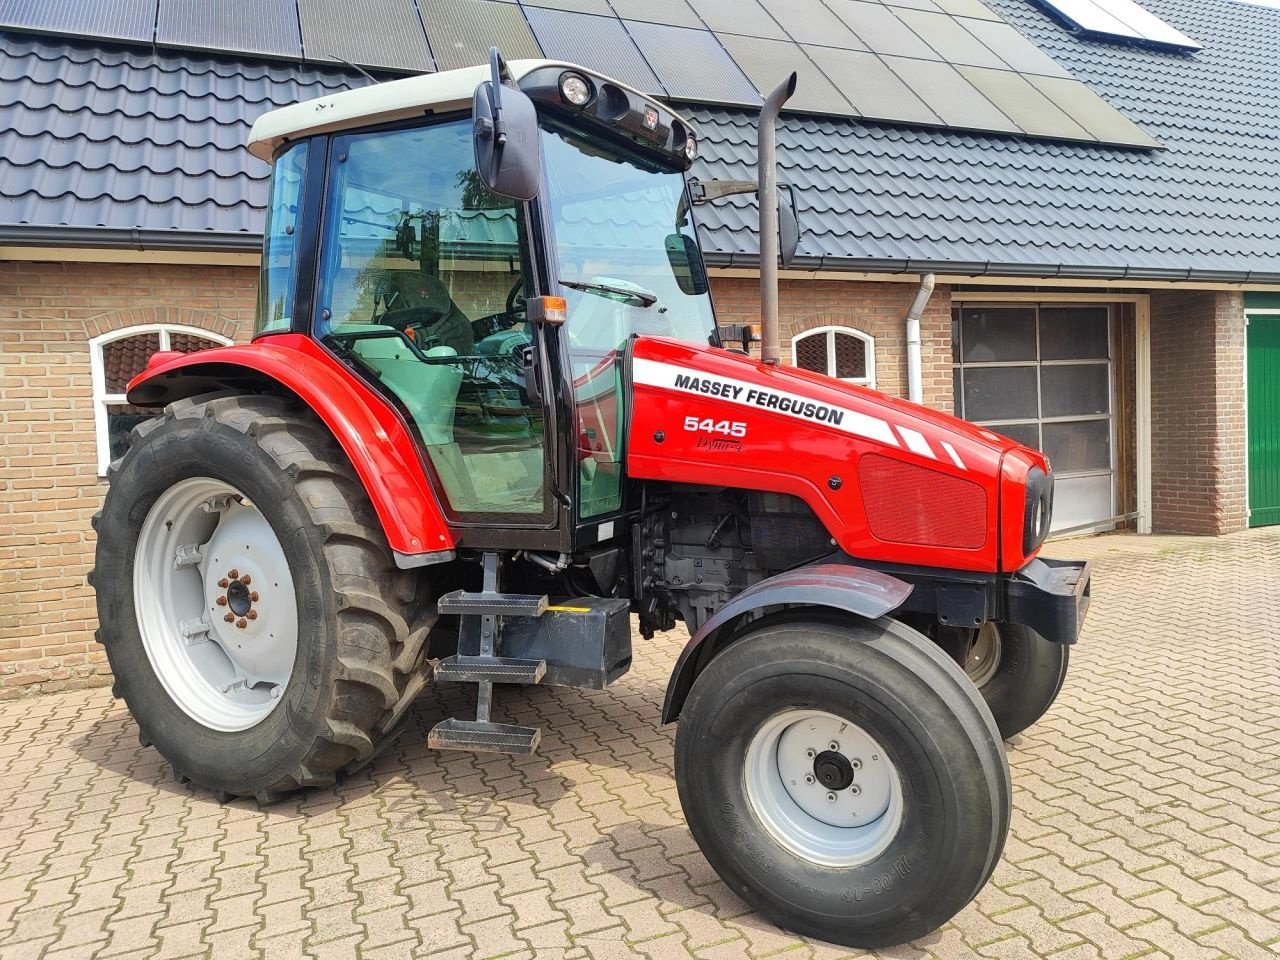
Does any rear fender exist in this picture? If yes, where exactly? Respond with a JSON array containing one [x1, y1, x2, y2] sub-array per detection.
[[126, 333, 455, 567], [660, 563, 912, 723]]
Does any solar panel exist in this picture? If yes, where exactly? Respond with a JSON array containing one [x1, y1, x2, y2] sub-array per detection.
[[1027, 74, 1161, 145], [524, 8, 663, 94], [958, 66, 1091, 139], [715, 33, 856, 116], [522, 0, 614, 17], [420, 0, 542, 71], [891, 8, 1007, 68], [959, 17, 1072, 77], [684, 0, 789, 39], [1030, 0, 1201, 50], [624, 20, 760, 104], [803, 45, 941, 124], [880, 57, 1020, 133], [829, 2, 939, 60], [609, 0, 704, 29], [757, 0, 866, 48], [298, 0, 433, 72], [0, 0, 157, 43], [932, 0, 1001, 20], [159, 0, 302, 60]]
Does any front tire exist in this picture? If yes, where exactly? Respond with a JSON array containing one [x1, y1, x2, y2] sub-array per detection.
[[966, 622, 1069, 741], [92, 393, 431, 802], [675, 616, 1010, 949]]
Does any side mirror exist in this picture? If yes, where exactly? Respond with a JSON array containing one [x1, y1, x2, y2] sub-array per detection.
[[473, 48, 541, 201], [779, 183, 800, 269], [664, 233, 709, 296]]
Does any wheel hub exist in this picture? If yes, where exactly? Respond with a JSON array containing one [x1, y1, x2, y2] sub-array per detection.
[[813, 749, 854, 791], [744, 708, 904, 867], [966, 622, 1003, 688], [225, 577, 253, 617], [134, 478, 298, 732]]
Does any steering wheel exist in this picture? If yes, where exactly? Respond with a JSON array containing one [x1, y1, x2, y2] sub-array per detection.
[[506, 277, 527, 318]]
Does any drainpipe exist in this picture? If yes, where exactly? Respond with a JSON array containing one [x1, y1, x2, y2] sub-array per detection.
[[758, 72, 797, 366], [905, 273, 935, 405]]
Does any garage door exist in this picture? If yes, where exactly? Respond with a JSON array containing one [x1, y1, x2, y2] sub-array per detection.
[[1248, 311, 1280, 527], [952, 304, 1115, 534]]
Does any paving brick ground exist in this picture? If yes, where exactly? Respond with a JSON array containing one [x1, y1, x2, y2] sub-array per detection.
[[1, 529, 1278, 959]]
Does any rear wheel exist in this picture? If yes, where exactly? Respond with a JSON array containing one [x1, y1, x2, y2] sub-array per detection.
[[92, 393, 432, 802], [675, 616, 1010, 948], [966, 622, 1069, 741]]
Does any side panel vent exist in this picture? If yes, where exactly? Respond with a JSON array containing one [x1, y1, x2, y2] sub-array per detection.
[[859, 454, 987, 550]]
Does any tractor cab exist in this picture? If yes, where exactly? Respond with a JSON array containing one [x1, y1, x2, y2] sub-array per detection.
[[252, 56, 715, 552]]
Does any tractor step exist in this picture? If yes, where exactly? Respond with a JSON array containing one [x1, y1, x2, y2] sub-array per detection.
[[434, 655, 547, 685], [427, 718, 542, 755], [437, 589, 548, 618]]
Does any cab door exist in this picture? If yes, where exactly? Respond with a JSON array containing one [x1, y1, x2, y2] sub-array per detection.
[[312, 116, 562, 539]]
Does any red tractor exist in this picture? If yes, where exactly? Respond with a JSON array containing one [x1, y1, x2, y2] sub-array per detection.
[[92, 52, 1089, 948]]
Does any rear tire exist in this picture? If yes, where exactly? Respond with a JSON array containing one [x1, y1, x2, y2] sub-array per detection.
[[966, 622, 1069, 741], [675, 616, 1010, 948], [91, 393, 432, 802]]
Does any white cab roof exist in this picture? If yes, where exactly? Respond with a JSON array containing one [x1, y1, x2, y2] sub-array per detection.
[[248, 59, 691, 162]]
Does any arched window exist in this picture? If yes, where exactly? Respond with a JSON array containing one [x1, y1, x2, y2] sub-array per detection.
[[90, 325, 232, 475], [792, 326, 876, 388]]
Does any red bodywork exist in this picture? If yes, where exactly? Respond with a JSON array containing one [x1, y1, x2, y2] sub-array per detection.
[[129, 333, 1047, 574], [127, 334, 456, 559], [628, 337, 1048, 574]]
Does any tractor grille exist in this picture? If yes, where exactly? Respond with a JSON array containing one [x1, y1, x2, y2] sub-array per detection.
[[859, 454, 987, 549]]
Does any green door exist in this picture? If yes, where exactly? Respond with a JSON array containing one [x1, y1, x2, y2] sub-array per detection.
[[1248, 312, 1280, 527]]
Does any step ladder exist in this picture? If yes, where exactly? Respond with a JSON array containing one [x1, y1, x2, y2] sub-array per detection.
[[427, 552, 548, 755]]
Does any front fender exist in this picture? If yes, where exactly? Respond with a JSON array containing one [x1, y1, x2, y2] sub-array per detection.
[[126, 333, 455, 566], [660, 563, 913, 723]]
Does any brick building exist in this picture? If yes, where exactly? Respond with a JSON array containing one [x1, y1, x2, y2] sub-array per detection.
[[2, 0, 1279, 693]]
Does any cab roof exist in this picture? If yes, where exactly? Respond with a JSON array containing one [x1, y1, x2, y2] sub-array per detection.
[[247, 59, 693, 163]]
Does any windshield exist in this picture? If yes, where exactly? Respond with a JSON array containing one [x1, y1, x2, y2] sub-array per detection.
[[540, 120, 716, 357]]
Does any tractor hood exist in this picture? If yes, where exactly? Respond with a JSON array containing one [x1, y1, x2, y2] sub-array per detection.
[[627, 337, 1052, 574]]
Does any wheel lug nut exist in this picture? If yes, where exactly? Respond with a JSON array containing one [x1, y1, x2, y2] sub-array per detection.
[[850, 758, 862, 770], [826, 792, 837, 803], [236, 618, 247, 629], [247, 610, 257, 620], [850, 784, 861, 795], [250, 591, 259, 602], [218, 578, 229, 588], [804, 774, 815, 784], [224, 612, 235, 623], [216, 596, 227, 606], [805, 748, 815, 759], [829, 741, 840, 751], [240, 574, 251, 585], [229, 569, 239, 579]]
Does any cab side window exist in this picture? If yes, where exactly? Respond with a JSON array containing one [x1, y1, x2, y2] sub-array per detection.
[[315, 119, 548, 521]]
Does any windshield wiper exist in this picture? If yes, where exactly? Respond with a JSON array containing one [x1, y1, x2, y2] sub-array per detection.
[[560, 280, 657, 308]]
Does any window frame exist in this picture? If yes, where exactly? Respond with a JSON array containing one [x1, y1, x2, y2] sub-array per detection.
[[791, 325, 877, 388], [89, 324, 233, 476]]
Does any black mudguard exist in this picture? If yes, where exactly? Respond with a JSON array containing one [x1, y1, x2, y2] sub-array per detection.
[[660, 563, 913, 723]]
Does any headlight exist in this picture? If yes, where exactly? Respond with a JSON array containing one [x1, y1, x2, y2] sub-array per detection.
[[559, 72, 592, 106], [1022, 466, 1054, 555]]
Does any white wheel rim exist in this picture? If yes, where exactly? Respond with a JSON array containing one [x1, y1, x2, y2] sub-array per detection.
[[133, 477, 298, 732], [744, 708, 904, 867], [966, 622, 1003, 688]]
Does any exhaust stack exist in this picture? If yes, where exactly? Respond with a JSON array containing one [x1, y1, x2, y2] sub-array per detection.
[[758, 73, 797, 366]]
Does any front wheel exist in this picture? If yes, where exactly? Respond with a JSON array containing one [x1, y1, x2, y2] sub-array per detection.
[[966, 622, 1069, 741], [675, 617, 1010, 949]]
